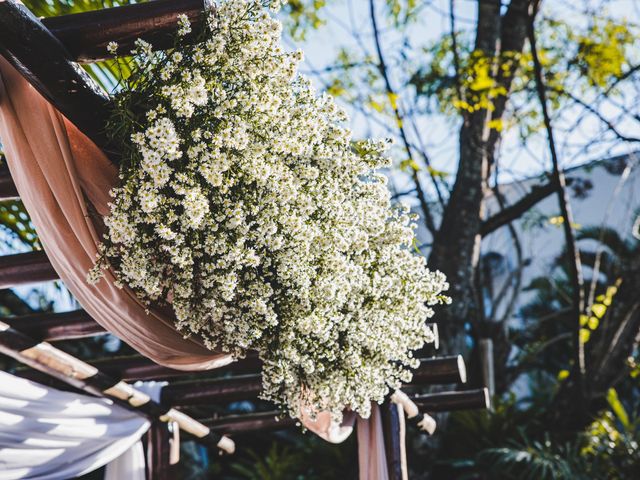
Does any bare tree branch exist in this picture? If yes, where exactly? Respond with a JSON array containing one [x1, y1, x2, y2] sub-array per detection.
[[528, 1, 587, 402], [368, 0, 439, 234], [480, 179, 556, 236]]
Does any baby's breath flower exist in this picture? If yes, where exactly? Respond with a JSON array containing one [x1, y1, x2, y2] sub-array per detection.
[[177, 14, 192, 36], [92, 0, 449, 423]]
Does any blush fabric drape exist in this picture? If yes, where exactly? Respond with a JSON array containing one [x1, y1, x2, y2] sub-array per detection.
[[0, 56, 393, 479], [0, 56, 231, 370]]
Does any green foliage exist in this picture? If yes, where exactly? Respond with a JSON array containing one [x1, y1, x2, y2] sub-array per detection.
[[282, 0, 328, 40], [574, 19, 635, 87], [223, 432, 358, 479]]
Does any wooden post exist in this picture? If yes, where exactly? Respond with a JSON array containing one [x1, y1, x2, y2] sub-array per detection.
[[381, 401, 407, 480], [146, 421, 171, 480], [479, 338, 495, 401]]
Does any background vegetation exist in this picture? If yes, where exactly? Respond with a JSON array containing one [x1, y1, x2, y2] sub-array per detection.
[[1, 0, 639, 478]]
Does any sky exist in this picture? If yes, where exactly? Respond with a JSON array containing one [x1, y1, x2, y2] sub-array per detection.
[[280, 0, 640, 194]]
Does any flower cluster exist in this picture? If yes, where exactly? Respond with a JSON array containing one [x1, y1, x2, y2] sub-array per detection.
[[91, 0, 449, 421]]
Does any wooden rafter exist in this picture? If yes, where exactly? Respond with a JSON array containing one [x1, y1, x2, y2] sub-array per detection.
[[0, 317, 235, 454], [413, 389, 490, 412], [42, 0, 214, 63], [2, 309, 106, 340], [0, 0, 112, 153], [0, 251, 57, 289]]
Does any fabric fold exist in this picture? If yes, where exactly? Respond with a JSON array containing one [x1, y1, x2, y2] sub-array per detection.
[[0, 371, 149, 480], [0, 56, 232, 370]]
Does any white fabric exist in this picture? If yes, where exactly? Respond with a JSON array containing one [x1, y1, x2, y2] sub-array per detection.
[[104, 440, 146, 480], [104, 381, 170, 480], [0, 371, 150, 480]]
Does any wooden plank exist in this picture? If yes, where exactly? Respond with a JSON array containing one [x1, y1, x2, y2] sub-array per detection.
[[161, 374, 263, 406], [0, 165, 19, 201], [2, 309, 106, 341], [0, 251, 58, 288], [0, 0, 112, 154], [43, 0, 215, 63], [412, 388, 490, 413], [202, 411, 296, 435], [411, 355, 467, 385]]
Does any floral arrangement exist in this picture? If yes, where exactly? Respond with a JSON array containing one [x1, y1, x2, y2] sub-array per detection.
[[90, 0, 449, 421]]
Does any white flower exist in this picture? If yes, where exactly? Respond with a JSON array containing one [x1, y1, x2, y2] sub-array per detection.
[[91, 0, 449, 424], [177, 14, 192, 36], [107, 41, 118, 55]]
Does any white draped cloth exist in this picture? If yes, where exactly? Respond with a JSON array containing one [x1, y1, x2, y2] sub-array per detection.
[[0, 371, 149, 480]]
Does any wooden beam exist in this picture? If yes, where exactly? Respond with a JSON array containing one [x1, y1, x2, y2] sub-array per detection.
[[2, 309, 105, 341], [0, 165, 19, 201], [412, 388, 490, 413], [90, 353, 261, 381], [0, 0, 112, 154], [202, 411, 296, 435], [158, 356, 466, 406], [410, 355, 467, 385], [161, 374, 263, 406], [146, 421, 171, 480], [0, 318, 235, 454], [0, 251, 58, 288], [16, 353, 262, 386], [43, 0, 214, 63]]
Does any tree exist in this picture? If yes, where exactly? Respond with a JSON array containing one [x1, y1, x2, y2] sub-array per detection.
[[282, 0, 640, 428]]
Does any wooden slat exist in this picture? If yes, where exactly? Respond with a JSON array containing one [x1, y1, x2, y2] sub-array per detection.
[[43, 0, 214, 63], [0, 251, 58, 288], [410, 355, 466, 385], [2, 309, 105, 341], [202, 411, 296, 435], [161, 374, 263, 406], [0, 0, 112, 153], [412, 389, 490, 413], [0, 165, 19, 201]]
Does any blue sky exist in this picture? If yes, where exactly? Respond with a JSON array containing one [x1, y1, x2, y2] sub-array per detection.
[[281, 0, 640, 194]]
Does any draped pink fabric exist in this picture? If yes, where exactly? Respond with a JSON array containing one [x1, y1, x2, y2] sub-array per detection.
[[0, 56, 231, 370], [0, 56, 394, 476], [357, 404, 391, 480]]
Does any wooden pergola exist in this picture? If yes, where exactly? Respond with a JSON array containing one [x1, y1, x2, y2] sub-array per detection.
[[0, 1, 489, 478]]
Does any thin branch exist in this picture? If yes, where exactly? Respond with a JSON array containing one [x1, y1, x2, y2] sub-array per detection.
[[555, 87, 640, 143], [480, 179, 557, 236], [528, 1, 586, 394], [368, 0, 441, 233], [449, 0, 464, 107]]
